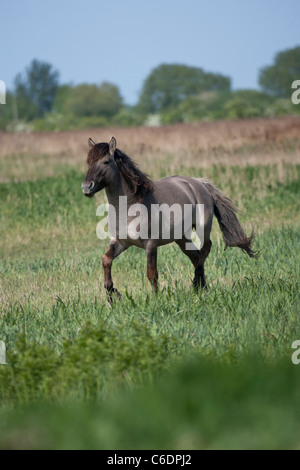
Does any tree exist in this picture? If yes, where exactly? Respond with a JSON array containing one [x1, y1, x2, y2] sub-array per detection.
[[14, 59, 59, 120], [62, 82, 123, 118], [222, 90, 274, 119], [138, 64, 231, 113], [259, 46, 300, 98], [52, 84, 73, 113]]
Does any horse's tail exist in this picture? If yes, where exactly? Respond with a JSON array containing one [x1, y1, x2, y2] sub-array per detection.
[[201, 179, 257, 258]]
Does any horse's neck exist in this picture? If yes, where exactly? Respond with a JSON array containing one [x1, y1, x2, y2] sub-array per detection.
[[105, 174, 135, 208]]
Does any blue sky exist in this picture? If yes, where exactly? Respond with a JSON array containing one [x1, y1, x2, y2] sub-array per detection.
[[1, 0, 299, 104]]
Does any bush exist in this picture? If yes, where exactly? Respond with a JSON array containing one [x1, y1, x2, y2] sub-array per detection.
[[0, 322, 178, 404]]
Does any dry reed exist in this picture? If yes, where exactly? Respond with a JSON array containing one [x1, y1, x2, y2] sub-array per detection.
[[0, 116, 299, 182]]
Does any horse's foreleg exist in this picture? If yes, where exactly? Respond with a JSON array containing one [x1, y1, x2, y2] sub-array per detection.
[[102, 239, 127, 302], [146, 240, 158, 293]]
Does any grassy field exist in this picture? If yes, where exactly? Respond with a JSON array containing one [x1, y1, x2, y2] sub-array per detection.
[[0, 117, 300, 449]]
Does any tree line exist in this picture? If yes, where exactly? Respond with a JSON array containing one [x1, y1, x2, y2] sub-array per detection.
[[1, 46, 299, 131]]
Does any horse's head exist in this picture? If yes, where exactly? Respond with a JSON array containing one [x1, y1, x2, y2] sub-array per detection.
[[81, 137, 117, 197]]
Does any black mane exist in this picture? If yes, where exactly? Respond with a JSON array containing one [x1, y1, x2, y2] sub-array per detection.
[[114, 148, 153, 197]]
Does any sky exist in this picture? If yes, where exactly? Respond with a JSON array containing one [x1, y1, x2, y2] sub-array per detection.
[[1, 0, 299, 105]]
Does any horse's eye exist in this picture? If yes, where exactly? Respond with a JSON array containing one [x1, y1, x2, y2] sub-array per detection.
[[103, 160, 110, 165]]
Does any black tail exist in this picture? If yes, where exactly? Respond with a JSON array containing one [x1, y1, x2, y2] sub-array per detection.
[[202, 180, 257, 258]]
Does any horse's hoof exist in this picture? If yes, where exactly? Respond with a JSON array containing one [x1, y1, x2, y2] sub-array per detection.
[[107, 288, 121, 304]]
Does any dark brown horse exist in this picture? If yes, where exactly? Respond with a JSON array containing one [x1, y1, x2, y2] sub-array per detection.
[[82, 137, 256, 299]]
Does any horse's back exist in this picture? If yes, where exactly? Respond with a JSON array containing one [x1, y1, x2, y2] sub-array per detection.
[[152, 175, 213, 209]]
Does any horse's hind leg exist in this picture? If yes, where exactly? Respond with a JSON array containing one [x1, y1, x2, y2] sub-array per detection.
[[193, 239, 212, 289], [176, 237, 212, 290], [102, 239, 127, 302]]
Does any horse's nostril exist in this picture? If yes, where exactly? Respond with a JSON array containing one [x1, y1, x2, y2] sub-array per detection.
[[82, 181, 95, 194]]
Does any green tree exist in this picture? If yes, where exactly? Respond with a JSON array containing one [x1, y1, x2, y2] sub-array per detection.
[[62, 82, 123, 118], [161, 91, 232, 123], [259, 46, 300, 98], [15, 59, 59, 120], [138, 64, 231, 113], [223, 90, 273, 119], [52, 84, 73, 113]]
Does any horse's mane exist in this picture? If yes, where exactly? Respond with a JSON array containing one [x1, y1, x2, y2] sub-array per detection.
[[113, 148, 153, 197]]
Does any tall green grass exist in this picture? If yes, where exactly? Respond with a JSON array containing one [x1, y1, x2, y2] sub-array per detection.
[[0, 162, 299, 448], [1, 356, 300, 449]]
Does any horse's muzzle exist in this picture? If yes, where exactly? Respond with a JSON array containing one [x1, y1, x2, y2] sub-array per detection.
[[81, 181, 95, 197]]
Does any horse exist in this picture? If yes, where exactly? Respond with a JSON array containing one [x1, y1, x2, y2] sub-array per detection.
[[82, 137, 256, 300]]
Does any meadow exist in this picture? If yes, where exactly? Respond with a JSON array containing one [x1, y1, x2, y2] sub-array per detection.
[[0, 116, 299, 449]]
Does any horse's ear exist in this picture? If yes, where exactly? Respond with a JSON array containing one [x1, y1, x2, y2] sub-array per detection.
[[109, 137, 117, 155], [88, 138, 96, 148]]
